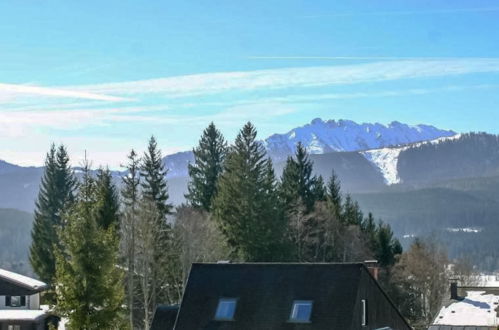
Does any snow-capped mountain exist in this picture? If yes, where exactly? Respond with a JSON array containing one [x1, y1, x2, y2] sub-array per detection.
[[164, 118, 455, 178], [264, 118, 456, 161]]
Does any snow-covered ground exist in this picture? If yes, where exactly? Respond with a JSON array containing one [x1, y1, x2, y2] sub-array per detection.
[[361, 133, 461, 184], [477, 275, 499, 287], [433, 290, 499, 326], [0, 309, 47, 321]]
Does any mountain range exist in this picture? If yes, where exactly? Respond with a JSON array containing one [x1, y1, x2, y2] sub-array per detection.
[[1, 118, 499, 272]]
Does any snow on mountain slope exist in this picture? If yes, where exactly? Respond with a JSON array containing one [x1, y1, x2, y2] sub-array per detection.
[[264, 118, 455, 161], [361, 134, 462, 184]]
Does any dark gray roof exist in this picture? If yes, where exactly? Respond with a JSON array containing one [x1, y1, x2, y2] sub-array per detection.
[[173, 263, 411, 330], [150, 305, 179, 330]]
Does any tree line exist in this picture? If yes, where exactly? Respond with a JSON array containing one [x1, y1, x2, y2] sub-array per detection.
[[29, 122, 452, 329]]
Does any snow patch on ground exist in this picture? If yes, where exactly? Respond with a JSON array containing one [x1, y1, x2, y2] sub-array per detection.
[[361, 134, 461, 185], [447, 227, 483, 233]]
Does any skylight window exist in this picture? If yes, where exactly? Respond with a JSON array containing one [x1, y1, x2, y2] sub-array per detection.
[[290, 300, 313, 322], [214, 298, 237, 320]]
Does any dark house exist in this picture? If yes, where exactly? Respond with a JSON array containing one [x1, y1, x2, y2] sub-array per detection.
[[0, 268, 57, 330], [154, 262, 412, 330]]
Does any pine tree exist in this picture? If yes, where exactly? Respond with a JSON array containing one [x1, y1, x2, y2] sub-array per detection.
[[213, 122, 286, 261], [30, 144, 76, 289], [260, 158, 288, 260], [186, 122, 227, 211], [326, 170, 342, 219], [311, 175, 326, 202], [279, 142, 317, 213], [375, 222, 402, 267], [120, 150, 141, 329], [362, 212, 377, 249], [94, 168, 120, 230], [55, 163, 125, 329], [139, 137, 179, 314], [141, 136, 172, 219], [341, 194, 363, 226]]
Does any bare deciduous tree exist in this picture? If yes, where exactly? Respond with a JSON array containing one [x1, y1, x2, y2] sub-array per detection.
[[392, 238, 448, 329], [173, 205, 229, 285]]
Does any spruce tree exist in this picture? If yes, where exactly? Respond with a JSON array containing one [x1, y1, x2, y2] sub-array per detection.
[[326, 170, 342, 218], [279, 142, 317, 213], [55, 164, 125, 329], [213, 122, 285, 261], [120, 150, 141, 329], [30, 144, 76, 288], [141, 136, 172, 219], [94, 168, 120, 230], [139, 137, 179, 310], [341, 194, 363, 226], [375, 222, 402, 267], [311, 175, 326, 202], [362, 212, 377, 249], [261, 158, 288, 259], [186, 122, 227, 211]]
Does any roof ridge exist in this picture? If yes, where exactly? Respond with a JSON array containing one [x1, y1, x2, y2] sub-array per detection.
[[0, 268, 47, 291]]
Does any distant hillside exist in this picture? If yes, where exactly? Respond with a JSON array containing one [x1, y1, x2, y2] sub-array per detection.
[[0, 163, 43, 212], [354, 175, 499, 271], [397, 133, 499, 185], [283, 152, 386, 192], [0, 208, 34, 275]]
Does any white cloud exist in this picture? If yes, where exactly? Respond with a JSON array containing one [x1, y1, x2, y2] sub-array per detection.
[[0, 83, 129, 102], [78, 59, 499, 98], [301, 7, 499, 18]]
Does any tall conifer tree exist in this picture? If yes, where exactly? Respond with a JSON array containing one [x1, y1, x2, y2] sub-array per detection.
[[121, 150, 141, 329], [213, 122, 285, 261], [55, 163, 125, 328], [141, 136, 172, 218], [375, 222, 402, 267], [326, 170, 342, 218], [311, 175, 326, 202], [30, 144, 76, 287], [139, 137, 178, 310], [279, 142, 317, 213], [342, 194, 364, 226], [94, 168, 120, 230], [186, 122, 227, 211]]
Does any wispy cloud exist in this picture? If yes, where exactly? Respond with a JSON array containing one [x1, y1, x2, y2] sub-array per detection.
[[0, 83, 130, 102], [301, 7, 499, 19], [76, 59, 499, 98], [246, 56, 497, 61]]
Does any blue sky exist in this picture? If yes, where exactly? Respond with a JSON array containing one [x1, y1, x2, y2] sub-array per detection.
[[1, 0, 499, 167]]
